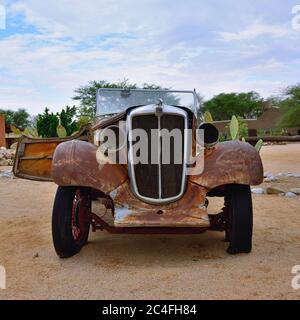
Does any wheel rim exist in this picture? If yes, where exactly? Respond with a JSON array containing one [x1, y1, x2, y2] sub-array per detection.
[[72, 188, 90, 243]]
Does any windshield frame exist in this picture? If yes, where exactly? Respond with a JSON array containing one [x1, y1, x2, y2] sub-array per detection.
[[96, 88, 199, 116]]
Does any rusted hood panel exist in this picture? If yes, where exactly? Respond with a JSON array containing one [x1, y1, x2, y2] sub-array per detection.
[[190, 140, 264, 189], [52, 140, 128, 194]]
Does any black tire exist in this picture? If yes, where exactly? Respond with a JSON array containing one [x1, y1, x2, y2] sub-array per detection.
[[225, 184, 253, 254], [52, 186, 91, 258]]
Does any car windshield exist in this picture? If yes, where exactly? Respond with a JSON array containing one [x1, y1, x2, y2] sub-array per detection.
[[96, 89, 198, 116]]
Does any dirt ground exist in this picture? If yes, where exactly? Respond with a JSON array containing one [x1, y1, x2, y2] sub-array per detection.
[[0, 143, 300, 300]]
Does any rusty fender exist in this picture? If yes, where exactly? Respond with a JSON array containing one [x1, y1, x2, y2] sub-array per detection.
[[190, 140, 264, 190], [52, 140, 128, 194]]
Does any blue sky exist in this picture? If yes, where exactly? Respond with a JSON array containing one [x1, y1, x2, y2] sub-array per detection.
[[0, 0, 300, 114]]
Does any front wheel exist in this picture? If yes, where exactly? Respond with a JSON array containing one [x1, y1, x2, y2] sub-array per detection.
[[52, 186, 91, 258], [225, 184, 253, 254]]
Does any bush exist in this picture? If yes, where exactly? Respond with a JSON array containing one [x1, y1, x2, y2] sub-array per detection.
[[36, 106, 78, 138], [36, 108, 59, 138]]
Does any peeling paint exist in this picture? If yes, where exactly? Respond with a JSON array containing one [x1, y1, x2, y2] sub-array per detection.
[[112, 181, 210, 228], [114, 204, 132, 222], [52, 140, 128, 194], [190, 140, 264, 189], [109, 189, 118, 200]]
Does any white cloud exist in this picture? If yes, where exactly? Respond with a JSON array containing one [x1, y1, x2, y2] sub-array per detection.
[[218, 21, 292, 41], [8, 0, 177, 39], [0, 1, 299, 114]]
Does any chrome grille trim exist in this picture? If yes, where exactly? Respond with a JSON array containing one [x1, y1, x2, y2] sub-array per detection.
[[157, 114, 162, 199], [127, 105, 189, 205]]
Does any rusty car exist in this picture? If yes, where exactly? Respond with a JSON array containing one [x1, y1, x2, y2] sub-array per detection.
[[13, 89, 263, 258]]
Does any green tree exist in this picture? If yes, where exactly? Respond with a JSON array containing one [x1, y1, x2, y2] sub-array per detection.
[[36, 108, 59, 138], [278, 84, 300, 128], [0, 108, 31, 128], [202, 92, 264, 121], [59, 106, 78, 136]]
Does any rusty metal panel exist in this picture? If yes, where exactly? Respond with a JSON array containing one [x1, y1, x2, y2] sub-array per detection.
[[92, 111, 126, 131], [114, 207, 209, 228], [52, 140, 128, 194], [190, 140, 264, 189], [13, 125, 92, 181], [90, 212, 209, 234], [109, 181, 210, 228]]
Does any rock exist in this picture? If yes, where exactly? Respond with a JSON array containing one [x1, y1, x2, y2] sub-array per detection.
[[0, 147, 15, 166], [275, 172, 300, 179], [264, 176, 278, 182], [251, 188, 265, 194], [1, 159, 13, 166], [290, 188, 300, 195], [285, 192, 297, 198], [0, 170, 14, 179], [276, 172, 290, 178], [266, 187, 285, 195], [0, 159, 10, 166], [285, 172, 293, 177], [282, 172, 300, 178], [276, 173, 284, 178], [4, 151, 12, 159], [264, 172, 273, 178]]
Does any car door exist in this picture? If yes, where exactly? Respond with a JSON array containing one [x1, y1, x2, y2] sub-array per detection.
[[13, 125, 93, 181]]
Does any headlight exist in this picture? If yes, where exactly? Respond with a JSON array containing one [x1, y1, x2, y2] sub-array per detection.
[[198, 122, 219, 148]]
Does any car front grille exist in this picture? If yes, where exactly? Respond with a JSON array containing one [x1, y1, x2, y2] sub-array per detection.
[[128, 106, 188, 204]]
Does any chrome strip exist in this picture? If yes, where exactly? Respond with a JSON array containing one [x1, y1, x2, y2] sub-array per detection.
[[157, 114, 162, 199], [127, 104, 189, 205]]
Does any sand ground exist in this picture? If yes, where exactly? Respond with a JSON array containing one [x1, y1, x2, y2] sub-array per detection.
[[0, 143, 300, 300]]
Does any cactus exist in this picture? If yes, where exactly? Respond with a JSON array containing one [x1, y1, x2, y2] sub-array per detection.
[[56, 117, 67, 138], [10, 125, 22, 135], [23, 128, 31, 136], [10, 142, 18, 150], [56, 124, 67, 138], [205, 112, 263, 152], [31, 128, 40, 137], [230, 115, 239, 140], [255, 139, 263, 152], [11, 125, 40, 138], [204, 111, 213, 123]]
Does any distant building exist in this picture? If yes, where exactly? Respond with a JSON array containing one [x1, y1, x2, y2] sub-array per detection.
[[213, 101, 300, 137], [0, 114, 21, 148], [0, 114, 5, 147]]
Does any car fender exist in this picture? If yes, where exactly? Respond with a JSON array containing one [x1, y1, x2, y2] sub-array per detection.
[[189, 140, 264, 190], [52, 140, 128, 194]]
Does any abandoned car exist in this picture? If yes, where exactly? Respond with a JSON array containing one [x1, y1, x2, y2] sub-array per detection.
[[13, 89, 263, 258]]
